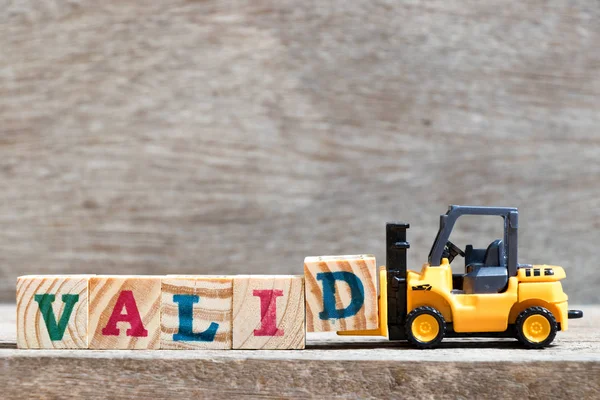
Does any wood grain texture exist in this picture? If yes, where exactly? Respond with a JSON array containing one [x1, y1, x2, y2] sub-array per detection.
[[232, 275, 305, 349], [3, 358, 600, 400], [0, 304, 599, 399], [304, 255, 378, 332], [0, 0, 599, 305], [16, 275, 89, 349], [161, 276, 233, 349], [89, 276, 161, 349]]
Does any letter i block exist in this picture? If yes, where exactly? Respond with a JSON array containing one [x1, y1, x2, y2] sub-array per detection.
[[232, 276, 305, 349], [161, 276, 233, 349], [16, 275, 90, 349], [88, 276, 161, 349], [304, 255, 378, 332]]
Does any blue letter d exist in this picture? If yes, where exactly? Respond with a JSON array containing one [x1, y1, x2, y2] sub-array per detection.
[[317, 271, 365, 320]]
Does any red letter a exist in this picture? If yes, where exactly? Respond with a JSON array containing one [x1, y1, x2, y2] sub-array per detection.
[[253, 289, 284, 336], [101, 290, 148, 337]]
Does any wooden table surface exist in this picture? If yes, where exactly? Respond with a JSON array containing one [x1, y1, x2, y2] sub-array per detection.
[[0, 304, 598, 399]]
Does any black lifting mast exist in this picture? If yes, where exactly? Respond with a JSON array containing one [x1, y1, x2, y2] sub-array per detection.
[[386, 222, 410, 340]]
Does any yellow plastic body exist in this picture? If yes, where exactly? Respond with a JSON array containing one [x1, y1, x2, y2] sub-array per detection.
[[337, 266, 388, 337], [407, 259, 516, 332], [407, 259, 569, 333], [512, 265, 569, 330]]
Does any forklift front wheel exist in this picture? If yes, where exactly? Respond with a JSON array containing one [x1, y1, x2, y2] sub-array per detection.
[[405, 306, 446, 349]]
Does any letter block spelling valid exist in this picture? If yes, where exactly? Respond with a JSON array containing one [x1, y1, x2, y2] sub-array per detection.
[[232, 276, 305, 349], [161, 276, 233, 349], [304, 255, 378, 332], [89, 276, 161, 349], [17, 275, 90, 349]]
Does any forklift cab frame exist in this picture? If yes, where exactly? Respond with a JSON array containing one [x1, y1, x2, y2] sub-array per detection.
[[427, 205, 520, 294]]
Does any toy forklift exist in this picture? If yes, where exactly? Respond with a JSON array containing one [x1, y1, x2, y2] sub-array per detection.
[[342, 205, 583, 348]]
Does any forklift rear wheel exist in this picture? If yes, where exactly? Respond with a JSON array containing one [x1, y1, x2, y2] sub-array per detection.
[[515, 306, 557, 349], [405, 306, 446, 349]]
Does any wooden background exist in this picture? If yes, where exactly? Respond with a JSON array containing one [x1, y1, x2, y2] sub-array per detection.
[[0, 0, 598, 304]]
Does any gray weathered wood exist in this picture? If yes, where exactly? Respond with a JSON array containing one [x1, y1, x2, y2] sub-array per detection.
[[0, 304, 599, 398], [0, 0, 599, 303]]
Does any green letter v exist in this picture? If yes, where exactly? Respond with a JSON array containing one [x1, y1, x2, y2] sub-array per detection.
[[34, 294, 80, 341]]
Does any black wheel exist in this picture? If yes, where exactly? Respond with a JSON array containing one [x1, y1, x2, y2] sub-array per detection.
[[405, 306, 446, 349], [515, 306, 557, 349]]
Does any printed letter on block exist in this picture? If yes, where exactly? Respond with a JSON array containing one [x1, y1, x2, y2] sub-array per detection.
[[304, 255, 378, 332], [232, 275, 305, 349], [161, 276, 233, 349], [17, 275, 89, 349], [89, 276, 161, 349]]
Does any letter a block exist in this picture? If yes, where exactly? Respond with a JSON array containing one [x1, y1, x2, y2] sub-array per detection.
[[304, 255, 378, 332], [17, 275, 89, 349], [161, 276, 233, 349], [89, 276, 161, 349], [232, 276, 305, 349]]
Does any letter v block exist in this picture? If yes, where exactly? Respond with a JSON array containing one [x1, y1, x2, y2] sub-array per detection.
[[161, 276, 233, 349], [17, 275, 90, 349], [89, 276, 161, 349], [232, 276, 305, 349], [304, 255, 378, 332]]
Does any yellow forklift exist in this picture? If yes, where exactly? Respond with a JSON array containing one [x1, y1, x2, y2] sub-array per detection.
[[342, 205, 583, 348]]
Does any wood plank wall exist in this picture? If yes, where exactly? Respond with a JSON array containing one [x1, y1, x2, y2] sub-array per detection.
[[0, 1, 598, 303]]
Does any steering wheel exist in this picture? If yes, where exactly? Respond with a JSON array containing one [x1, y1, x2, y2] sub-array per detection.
[[442, 240, 466, 263]]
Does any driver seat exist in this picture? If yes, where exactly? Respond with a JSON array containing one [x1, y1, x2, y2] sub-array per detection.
[[483, 239, 505, 267], [462, 239, 508, 294]]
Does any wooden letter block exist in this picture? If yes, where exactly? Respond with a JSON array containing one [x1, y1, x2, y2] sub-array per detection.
[[304, 254, 378, 332], [16, 275, 89, 349], [161, 276, 233, 349], [232, 275, 305, 349], [89, 276, 161, 349]]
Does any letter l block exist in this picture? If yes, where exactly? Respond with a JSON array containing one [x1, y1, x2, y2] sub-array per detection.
[[161, 276, 233, 349]]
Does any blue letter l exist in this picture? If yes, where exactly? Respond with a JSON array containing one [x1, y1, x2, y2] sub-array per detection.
[[172, 294, 219, 342]]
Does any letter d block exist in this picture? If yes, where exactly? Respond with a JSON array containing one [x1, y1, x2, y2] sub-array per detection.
[[304, 255, 378, 332], [232, 276, 305, 349], [89, 276, 161, 349], [17, 275, 89, 349], [161, 276, 233, 349]]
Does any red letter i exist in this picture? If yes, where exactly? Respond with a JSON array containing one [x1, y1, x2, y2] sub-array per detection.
[[252, 289, 284, 336]]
